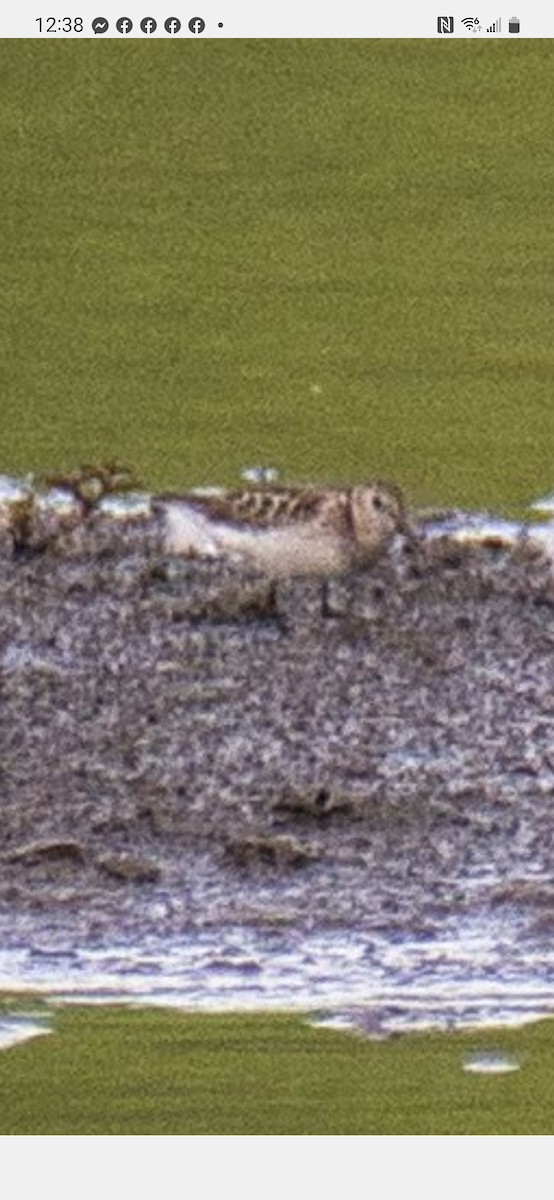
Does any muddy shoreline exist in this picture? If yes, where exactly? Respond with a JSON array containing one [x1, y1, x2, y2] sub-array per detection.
[[0, 501, 553, 969]]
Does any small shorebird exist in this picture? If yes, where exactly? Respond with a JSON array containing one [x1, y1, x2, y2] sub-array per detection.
[[161, 480, 408, 616]]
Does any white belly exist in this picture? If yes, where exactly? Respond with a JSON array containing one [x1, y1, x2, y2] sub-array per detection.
[[164, 503, 352, 578]]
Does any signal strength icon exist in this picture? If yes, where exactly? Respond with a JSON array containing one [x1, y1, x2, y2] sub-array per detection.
[[486, 16, 501, 31], [461, 16, 481, 30]]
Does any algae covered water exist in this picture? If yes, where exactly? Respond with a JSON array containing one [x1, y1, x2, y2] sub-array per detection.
[[2, 40, 554, 512]]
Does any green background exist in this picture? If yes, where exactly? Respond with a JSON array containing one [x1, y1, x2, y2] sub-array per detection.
[[1, 1004, 553, 1135], [2, 40, 554, 510]]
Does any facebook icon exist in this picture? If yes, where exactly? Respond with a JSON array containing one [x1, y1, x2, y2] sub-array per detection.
[[164, 16, 181, 33], [140, 16, 157, 33], [116, 16, 133, 33], [188, 16, 205, 33]]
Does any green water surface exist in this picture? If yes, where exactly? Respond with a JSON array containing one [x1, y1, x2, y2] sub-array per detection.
[[2, 40, 554, 511], [0, 1004, 553, 1135]]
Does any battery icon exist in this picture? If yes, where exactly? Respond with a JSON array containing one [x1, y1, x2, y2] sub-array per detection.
[[508, 16, 520, 32]]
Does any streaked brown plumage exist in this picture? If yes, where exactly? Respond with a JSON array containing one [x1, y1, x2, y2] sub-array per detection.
[[162, 480, 408, 616]]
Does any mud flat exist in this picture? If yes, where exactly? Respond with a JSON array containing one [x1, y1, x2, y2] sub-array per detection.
[[0, 504, 554, 1027]]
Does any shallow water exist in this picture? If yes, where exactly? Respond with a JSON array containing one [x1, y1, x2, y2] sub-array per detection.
[[0, 1014, 52, 1051], [0, 909, 553, 1035]]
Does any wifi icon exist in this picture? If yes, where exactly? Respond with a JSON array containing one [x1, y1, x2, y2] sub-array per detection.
[[461, 16, 481, 30]]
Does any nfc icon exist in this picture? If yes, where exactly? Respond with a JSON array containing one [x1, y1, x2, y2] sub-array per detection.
[[437, 16, 454, 33]]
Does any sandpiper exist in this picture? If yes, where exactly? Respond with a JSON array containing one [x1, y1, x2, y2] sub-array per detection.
[[161, 480, 408, 616]]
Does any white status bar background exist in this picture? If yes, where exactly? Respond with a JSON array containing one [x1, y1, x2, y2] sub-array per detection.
[[0, 5, 547, 38]]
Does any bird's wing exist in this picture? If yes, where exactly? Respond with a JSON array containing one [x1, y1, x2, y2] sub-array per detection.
[[179, 487, 331, 529]]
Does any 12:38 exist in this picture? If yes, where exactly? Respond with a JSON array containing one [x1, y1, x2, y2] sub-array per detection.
[[35, 17, 84, 32]]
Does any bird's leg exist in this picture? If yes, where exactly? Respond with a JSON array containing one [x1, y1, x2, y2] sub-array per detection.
[[265, 578, 289, 632], [266, 578, 279, 615], [320, 579, 338, 618]]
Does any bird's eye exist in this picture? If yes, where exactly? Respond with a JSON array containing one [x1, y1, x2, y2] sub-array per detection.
[[372, 495, 384, 511]]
